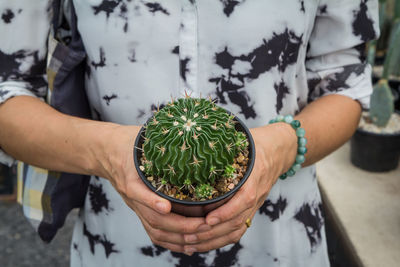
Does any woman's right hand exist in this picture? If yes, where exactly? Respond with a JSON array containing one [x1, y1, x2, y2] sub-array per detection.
[[95, 125, 211, 254]]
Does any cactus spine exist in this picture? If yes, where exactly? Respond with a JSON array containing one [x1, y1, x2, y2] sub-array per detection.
[[143, 97, 247, 198]]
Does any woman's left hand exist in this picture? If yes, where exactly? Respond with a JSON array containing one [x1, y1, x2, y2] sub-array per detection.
[[181, 124, 297, 255]]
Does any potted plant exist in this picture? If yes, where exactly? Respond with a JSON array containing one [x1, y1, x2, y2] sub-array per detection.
[[370, 0, 400, 111], [350, 13, 400, 172], [133, 96, 255, 217]]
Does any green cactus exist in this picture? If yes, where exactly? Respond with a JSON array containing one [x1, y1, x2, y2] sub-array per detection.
[[377, 0, 392, 54], [369, 14, 399, 127], [143, 97, 246, 189], [384, 18, 400, 78], [367, 40, 377, 67], [195, 184, 214, 199], [370, 79, 394, 127]]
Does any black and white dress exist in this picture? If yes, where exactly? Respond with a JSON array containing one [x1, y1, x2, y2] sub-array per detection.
[[0, 0, 379, 266]]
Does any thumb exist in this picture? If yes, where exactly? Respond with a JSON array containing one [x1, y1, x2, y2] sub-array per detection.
[[128, 175, 172, 214]]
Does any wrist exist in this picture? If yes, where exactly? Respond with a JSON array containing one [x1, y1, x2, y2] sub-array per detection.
[[88, 123, 140, 179], [269, 122, 298, 175], [252, 122, 297, 179]]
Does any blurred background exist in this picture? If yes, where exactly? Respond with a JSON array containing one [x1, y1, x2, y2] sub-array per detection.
[[1, 0, 400, 266]]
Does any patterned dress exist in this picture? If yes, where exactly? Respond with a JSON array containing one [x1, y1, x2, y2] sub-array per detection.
[[0, 0, 378, 266]]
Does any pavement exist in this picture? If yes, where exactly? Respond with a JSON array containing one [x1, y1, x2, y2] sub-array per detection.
[[317, 143, 400, 267], [0, 200, 76, 267]]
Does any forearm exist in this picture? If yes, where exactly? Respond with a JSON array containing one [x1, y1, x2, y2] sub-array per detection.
[[0, 96, 121, 176], [295, 94, 361, 166], [254, 94, 361, 177]]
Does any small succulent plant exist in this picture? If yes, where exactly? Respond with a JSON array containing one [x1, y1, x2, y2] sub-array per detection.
[[370, 16, 400, 127], [142, 96, 248, 199]]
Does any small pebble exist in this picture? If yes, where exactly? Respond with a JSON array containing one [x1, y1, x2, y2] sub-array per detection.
[[139, 166, 145, 171], [147, 176, 154, 181], [228, 183, 235, 190], [237, 154, 245, 163]]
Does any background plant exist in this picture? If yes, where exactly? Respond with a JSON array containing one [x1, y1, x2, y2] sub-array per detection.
[[367, 0, 400, 127]]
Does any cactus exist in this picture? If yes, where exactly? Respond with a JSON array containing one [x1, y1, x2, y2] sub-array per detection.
[[384, 18, 400, 78], [369, 13, 400, 127], [142, 96, 247, 197], [376, 0, 392, 55], [370, 79, 394, 127]]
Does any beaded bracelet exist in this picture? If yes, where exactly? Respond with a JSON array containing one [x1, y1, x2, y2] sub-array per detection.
[[268, 115, 307, 180]]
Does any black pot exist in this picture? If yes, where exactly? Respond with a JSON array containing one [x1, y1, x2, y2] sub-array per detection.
[[392, 80, 400, 112], [133, 114, 256, 217], [350, 126, 400, 172]]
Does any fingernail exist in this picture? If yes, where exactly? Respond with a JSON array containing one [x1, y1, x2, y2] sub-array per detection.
[[184, 234, 198, 243], [207, 217, 220, 226], [197, 224, 211, 232], [184, 247, 197, 255], [156, 201, 167, 213]]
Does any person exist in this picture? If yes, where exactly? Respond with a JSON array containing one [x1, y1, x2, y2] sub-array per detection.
[[0, 0, 378, 266]]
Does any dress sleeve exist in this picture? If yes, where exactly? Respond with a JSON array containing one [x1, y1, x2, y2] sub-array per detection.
[[0, 0, 51, 165], [306, 0, 380, 108]]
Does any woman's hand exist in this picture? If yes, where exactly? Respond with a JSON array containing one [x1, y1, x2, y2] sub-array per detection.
[[181, 123, 297, 254], [96, 125, 211, 253]]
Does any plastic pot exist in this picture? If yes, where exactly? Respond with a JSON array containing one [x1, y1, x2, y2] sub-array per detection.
[[350, 126, 400, 172], [133, 114, 255, 217]]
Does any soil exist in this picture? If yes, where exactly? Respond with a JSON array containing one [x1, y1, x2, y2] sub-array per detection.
[[139, 148, 249, 202], [358, 111, 400, 134]]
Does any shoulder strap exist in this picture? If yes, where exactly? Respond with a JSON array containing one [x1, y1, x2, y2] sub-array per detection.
[[52, 0, 63, 36]]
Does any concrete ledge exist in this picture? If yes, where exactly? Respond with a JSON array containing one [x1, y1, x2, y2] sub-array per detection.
[[317, 142, 400, 267]]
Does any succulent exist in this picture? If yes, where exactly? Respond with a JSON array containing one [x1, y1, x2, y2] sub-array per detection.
[[370, 16, 400, 127], [370, 79, 394, 127], [385, 18, 400, 78], [142, 96, 247, 198]]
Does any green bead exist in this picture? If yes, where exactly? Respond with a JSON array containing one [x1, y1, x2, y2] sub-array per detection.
[[292, 163, 301, 172], [291, 120, 301, 129], [287, 168, 296, 177], [296, 155, 305, 164], [280, 173, 288, 180], [298, 137, 307, 146], [276, 115, 284, 122], [296, 128, 305, 137], [298, 146, 307, 155], [284, 115, 293, 123], [269, 119, 276, 124]]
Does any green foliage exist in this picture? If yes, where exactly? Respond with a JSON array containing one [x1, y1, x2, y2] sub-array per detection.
[[195, 184, 214, 199], [143, 97, 247, 186], [383, 18, 400, 78], [223, 165, 236, 178], [370, 79, 394, 127], [377, 1, 392, 53], [369, 2, 399, 127], [367, 40, 377, 66]]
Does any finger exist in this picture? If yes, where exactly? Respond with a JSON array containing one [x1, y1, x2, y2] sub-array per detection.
[[135, 202, 210, 234], [205, 171, 258, 226], [183, 225, 247, 253], [139, 214, 187, 245], [124, 173, 172, 215], [153, 240, 184, 254], [185, 212, 248, 244]]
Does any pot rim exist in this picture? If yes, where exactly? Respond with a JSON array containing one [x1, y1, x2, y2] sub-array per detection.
[[358, 110, 400, 137], [133, 109, 256, 206]]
